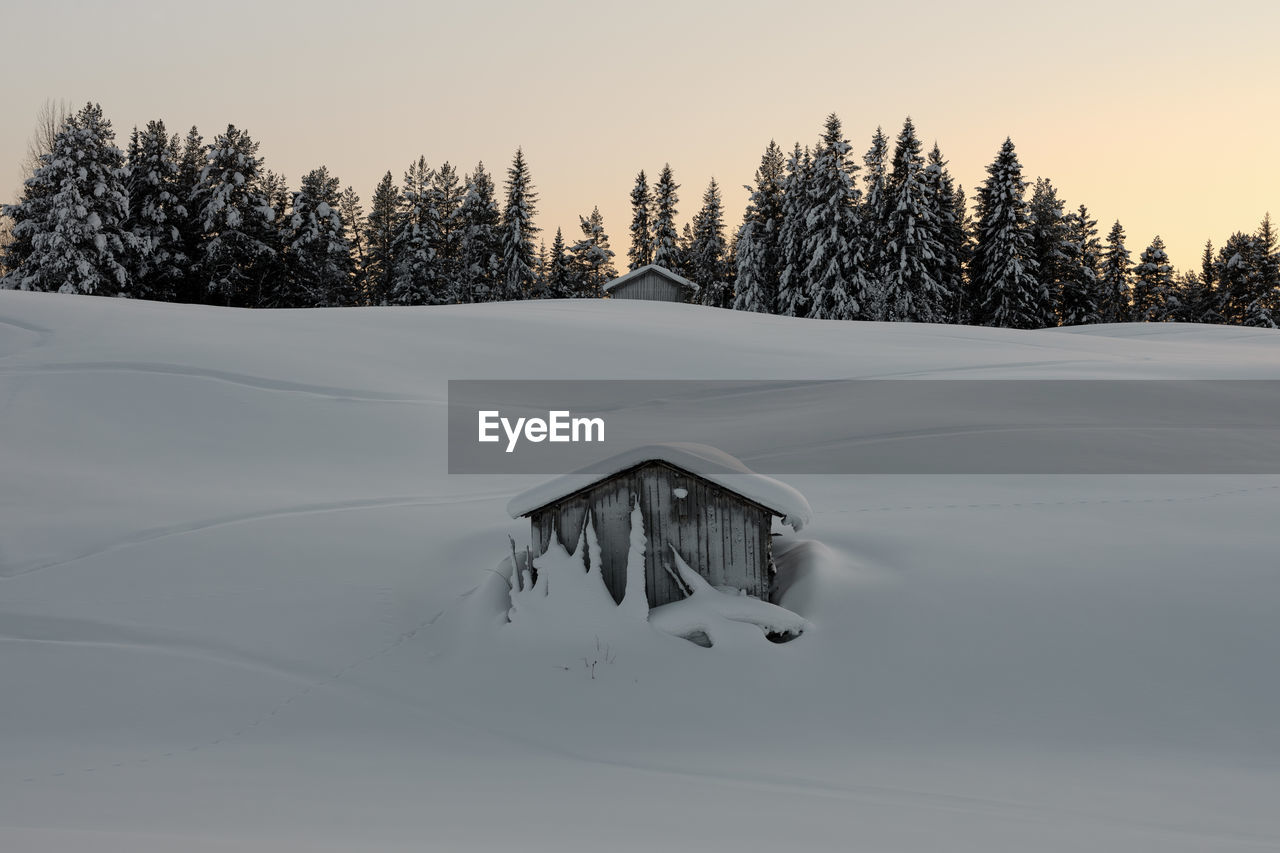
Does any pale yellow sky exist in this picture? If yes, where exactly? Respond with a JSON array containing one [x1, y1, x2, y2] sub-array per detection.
[[4, 0, 1277, 274]]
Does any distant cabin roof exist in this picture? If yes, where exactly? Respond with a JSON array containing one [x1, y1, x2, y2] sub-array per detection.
[[506, 442, 812, 531], [602, 264, 701, 294]]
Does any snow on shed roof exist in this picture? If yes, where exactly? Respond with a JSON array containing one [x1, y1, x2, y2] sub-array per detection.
[[601, 264, 701, 294], [506, 442, 812, 531]]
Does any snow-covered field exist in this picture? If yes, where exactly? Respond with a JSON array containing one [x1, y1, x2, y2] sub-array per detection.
[[2, 291, 1279, 852]]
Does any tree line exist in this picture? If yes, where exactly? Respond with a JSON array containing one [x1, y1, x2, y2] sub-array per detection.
[[0, 102, 606, 307], [725, 114, 1277, 328], [2, 102, 1277, 329]]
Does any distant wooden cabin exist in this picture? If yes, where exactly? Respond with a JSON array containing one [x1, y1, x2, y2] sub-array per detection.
[[507, 444, 811, 608], [602, 264, 700, 303]]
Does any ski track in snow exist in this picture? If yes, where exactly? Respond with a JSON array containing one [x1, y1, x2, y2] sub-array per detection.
[[0, 315, 54, 336], [0, 612, 330, 684], [741, 425, 1280, 470], [534, 750, 1280, 850], [857, 357, 1119, 378], [0, 361, 442, 404], [0, 314, 54, 360], [1046, 324, 1280, 342], [823, 482, 1280, 515], [9, 605, 451, 787], [6, 479, 1276, 580], [0, 492, 509, 579]]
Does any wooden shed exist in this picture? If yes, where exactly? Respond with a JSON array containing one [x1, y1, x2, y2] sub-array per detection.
[[507, 444, 812, 609], [602, 264, 700, 303]]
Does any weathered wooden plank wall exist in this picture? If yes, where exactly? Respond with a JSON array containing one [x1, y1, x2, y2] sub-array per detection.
[[530, 462, 773, 607], [608, 269, 692, 302]]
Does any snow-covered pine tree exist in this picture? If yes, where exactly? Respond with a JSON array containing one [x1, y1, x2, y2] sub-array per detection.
[[1099, 220, 1131, 323], [535, 240, 547, 284], [861, 127, 890, 221], [1218, 231, 1257, 324], [952, 184, 977, 322], [628, 170, 654, 270], [1217, 232, 1250, 323], [1245, 214, 1279, 328], [776, 143, 813, 317], [677, 223, 696, 280], [2, 104, 70, 280], [1169, 271, 1205, 322], [650, 164, 681, 271], [1215, 225, 1278, 327], [364, 171, 400, 306], [190, 125, 278, 307], [0, 213, 11, 278], [1, 179, 44, 284], [922, 143, 965, 323], [260, 171, 290, 225], [125, 119, 187, 301], [732, 140, 786, 313], [1201, 239, 1217, 294], [499, 148, 539, 300], [339, 186, 366, 302], [545, 227, 574, 297], [860, 126, 890, 288], [732, 220, 766, 313], [970, 138, 1045, 328], [804, 114, 871, 321], [1, 102, 135, 295], [1163, 280, 1188, 323], [255, 170, 293, 307], [725, 227, 738, 289], [285, 166, 355, 307], [457, 162, 502, 303], [1028, 178, 1070, 326], [431, 162, 465, 302], [1131, 235, 1175, 322], [3, 103, 74, 281], [1059, 204, 1102, 326], [389, 157, 441, 305], [569, 207, 617, 298], [1196, 238, 1224, 324], [688, 178, 730, 307], [880, 117, 944, 322], [171, 126, 206, 303]]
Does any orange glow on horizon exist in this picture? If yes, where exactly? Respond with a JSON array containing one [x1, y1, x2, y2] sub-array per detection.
[[3, 0, 1276, 277]]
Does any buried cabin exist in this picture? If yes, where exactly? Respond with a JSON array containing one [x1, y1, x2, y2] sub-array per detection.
[[507, 443, 811, 608]]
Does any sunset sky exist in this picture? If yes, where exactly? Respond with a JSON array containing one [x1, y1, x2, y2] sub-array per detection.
[[3, 0, 1276, 274]]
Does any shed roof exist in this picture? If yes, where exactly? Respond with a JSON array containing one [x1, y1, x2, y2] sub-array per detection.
[[601, 264, 701, 294], [506, 442, 812, 531]]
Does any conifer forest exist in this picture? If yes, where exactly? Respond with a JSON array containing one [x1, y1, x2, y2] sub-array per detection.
[[3, 102, 1276, 329]]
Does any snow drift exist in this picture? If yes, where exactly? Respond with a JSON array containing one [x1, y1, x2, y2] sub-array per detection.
[[2, 291, 1279, 852]]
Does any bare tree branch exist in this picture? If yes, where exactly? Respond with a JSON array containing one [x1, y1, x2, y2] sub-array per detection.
[[21, 98, 71, 180]]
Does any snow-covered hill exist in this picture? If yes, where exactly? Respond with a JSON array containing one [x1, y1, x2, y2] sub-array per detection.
[[2, 291, 1278, 852]]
